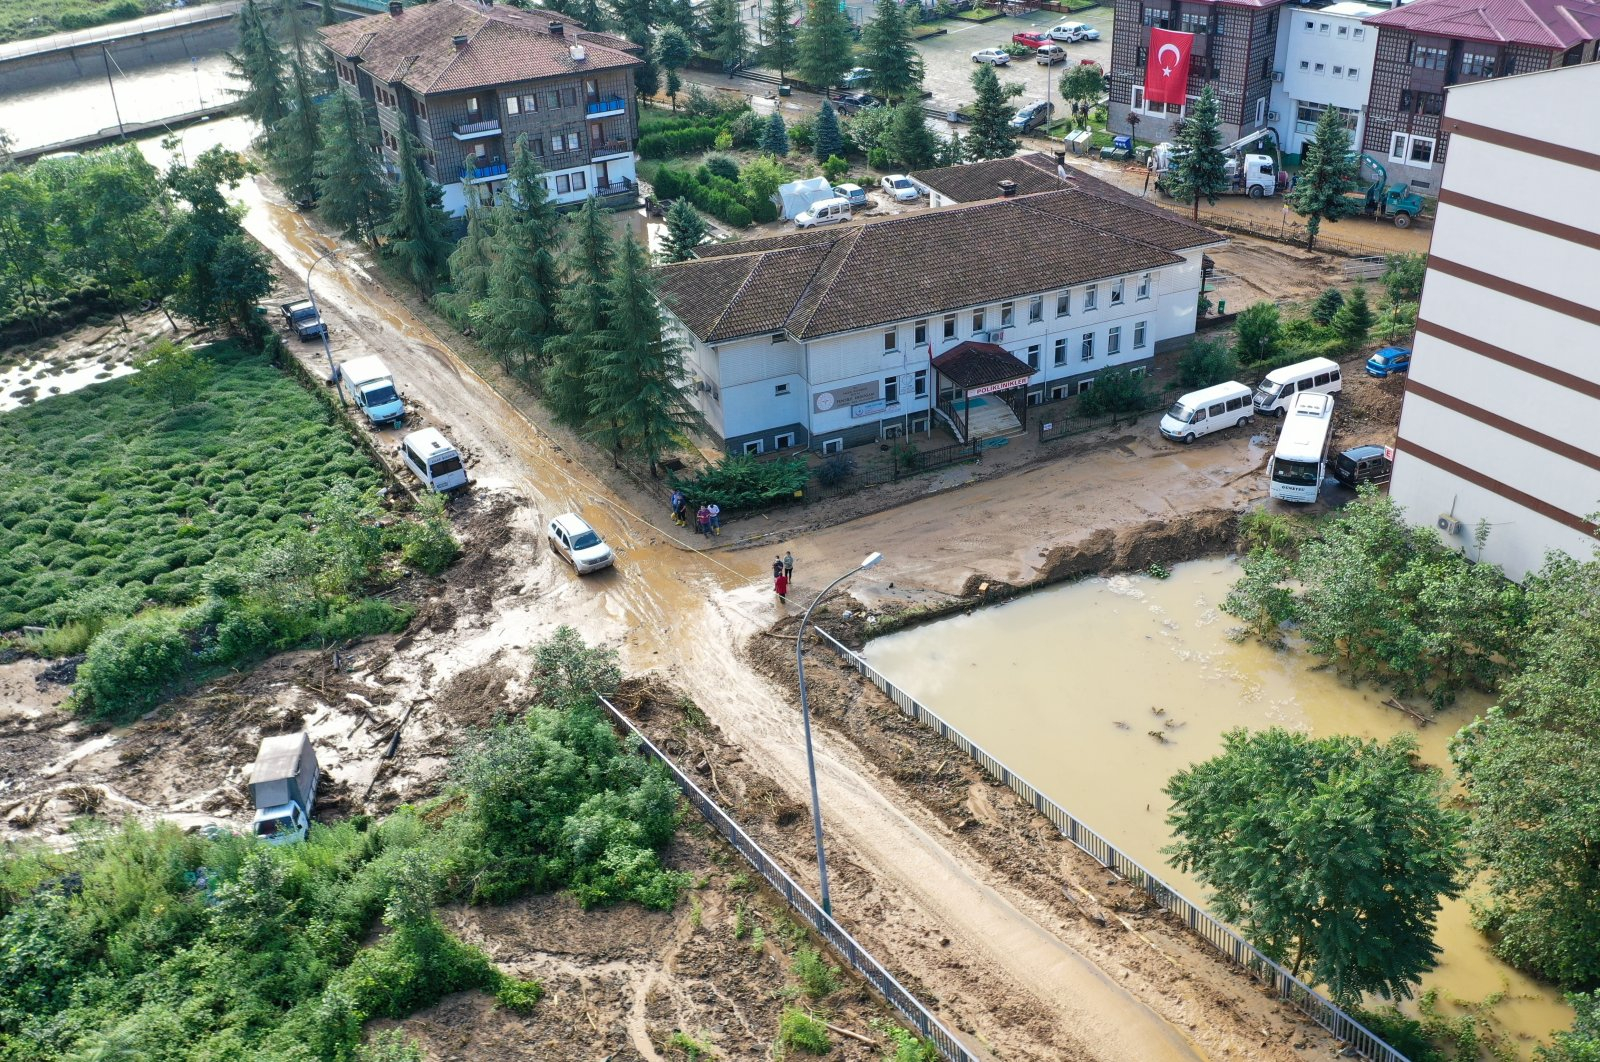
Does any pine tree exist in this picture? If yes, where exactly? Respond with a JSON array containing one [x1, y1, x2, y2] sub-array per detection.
[[885, 101, 936, 169], [760, 112, 789, 155], [608, 0, 654, 42], [588, 235, 707, 473], [655, 26, 693, 110], [937, 129, 966, 167], [705, 0, 747, 72], [475, 137, 562, 375], [269, 56, 323, 206], [380, 130, 453, 294], [543, 198, 615, 428], [659, 0, 702, 42], [319, 0, 337, 26], [1331, 283, 1373, 349], [795, 0, 853, 91], [966, 62, 1021, 161], [761, 0, 798, 83], [861, 0, 922, 102], [1168, 85, 1228, 221], [661, 199, 707, 262], [1285, 102, 1362, 250], [228, 0, 289, 136], [439, 160, 498, 328], [315, 93, 391, 247], [813, 100, 843, 162], [1310, 286, 1344, 325]]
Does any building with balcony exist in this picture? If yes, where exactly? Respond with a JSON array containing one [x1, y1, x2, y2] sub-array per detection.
[[1387, 61, 1600, 581], [319, 0, 642, 216], [1360, 0, 1600, 192], [655, 176, 1223, 455], [1268, 1, 1383, 156]]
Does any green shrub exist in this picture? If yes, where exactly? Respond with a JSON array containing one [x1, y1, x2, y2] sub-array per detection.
[[494, 975, 544, 1014], [704, 154, 740, 180], [74, 611, 192, 720], [668, 455, 809, 511], [749, 196, 779, 223], [399, 495, 461, 575], [357, 1030, 428, 1062], [1078, 367, 1154, 417], [790, 945, 839, 999], [1176, 339, 1239, 389], [813, 453, 857, 488], [337, 919, 499, 1019], [777, 1008, 832, 1054]]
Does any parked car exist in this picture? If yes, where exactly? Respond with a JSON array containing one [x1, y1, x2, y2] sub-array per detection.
[[279, 299, 326, 341], [1035, 43, 1068, 64], [548, 512, 615, 574], [1332, 444, 1393, 488], [834, 91, 882, 114], [1049, 21, 1099, 41], [971, 47, 1011, 65], [880, 174, 920, 202], [1365, 346, 1412, 377], [795, 197, 852, 227], [1011, 31, 1050, 49], [841, 66, 872, 87], [833, 183, 869, 207], [1008, 100, 1055, 132]]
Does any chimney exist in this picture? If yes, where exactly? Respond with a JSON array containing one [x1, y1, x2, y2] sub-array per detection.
[[452, 33, 468, 48], [548, 20, 565, 35], [569, 43, 587, 61], [388, 0, 402, 15], [998, 179, 1017, 197]]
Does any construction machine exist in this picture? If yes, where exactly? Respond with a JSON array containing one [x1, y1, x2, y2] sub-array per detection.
[[1151, 129, 1282, 199], [1351, 154, 1426, 228]]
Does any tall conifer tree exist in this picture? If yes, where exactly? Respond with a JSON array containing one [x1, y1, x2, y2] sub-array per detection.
[[380, 130, 453, 293], [475, 137, 562, 375], [543, 198, 615, 427], [315, 93, 391, 247]]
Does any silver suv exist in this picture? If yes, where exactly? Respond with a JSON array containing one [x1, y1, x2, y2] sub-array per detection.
[[547, 513, 615, 574]]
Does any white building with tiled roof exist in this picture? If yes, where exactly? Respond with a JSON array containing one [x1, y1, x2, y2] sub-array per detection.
[[320, 0, 642, 216], [656, 173, 1226, 455]]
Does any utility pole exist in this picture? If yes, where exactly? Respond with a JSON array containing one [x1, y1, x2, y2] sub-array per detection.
[[102, 46, 126, 139]]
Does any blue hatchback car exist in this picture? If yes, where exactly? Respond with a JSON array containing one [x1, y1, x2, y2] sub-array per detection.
[[1366, 346, 1412, 377]]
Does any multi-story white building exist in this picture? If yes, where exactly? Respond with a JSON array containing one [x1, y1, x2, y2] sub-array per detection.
[[1269, 1, 1384, 156], [1388, 61, 1600, 580], [656, 172, 1224, 455]]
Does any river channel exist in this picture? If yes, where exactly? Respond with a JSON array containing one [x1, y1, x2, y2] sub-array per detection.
[[862, 559, 1571, 1056]]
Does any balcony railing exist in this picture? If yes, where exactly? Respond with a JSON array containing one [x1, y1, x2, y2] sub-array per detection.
[[589, 138, 633, 157], [451, 117, 501, 140], [464, 160, 509, 182], [585, 95, 627, 116]]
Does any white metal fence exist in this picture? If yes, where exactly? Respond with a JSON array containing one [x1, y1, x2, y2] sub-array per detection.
[[595, 694, 979, 1062], [810, 628, 1414, 1062]]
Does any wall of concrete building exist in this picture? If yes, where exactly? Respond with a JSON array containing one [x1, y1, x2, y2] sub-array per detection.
[[0, 9, 237, 93]]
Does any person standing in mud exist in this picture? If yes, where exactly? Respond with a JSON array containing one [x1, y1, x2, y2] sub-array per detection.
[[775, 570, 789, 600], [707, 501, 721, 535], [696, 503, 712, 537], [773, 556, 784, 580], [670, 489, 685, 526], [783, 551, 794, 582]]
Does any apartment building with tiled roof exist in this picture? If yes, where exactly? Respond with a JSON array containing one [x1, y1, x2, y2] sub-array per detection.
[[656, 173, 1224, 455], [1360, 0, 1600, 191], [319, 0, 642, 216]]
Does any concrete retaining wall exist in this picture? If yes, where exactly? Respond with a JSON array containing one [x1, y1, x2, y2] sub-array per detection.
[[0, 17, 237, 94]]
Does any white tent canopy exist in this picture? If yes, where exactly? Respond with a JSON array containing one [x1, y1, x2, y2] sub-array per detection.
[[777, 176, 834, 220]]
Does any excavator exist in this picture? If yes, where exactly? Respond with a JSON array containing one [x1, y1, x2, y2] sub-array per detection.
[[1151, 129, 1282, 199], [1350, 154, 1426, 228]]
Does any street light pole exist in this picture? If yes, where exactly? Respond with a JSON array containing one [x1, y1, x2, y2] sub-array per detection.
[[795, 550, 883, 916], [307, 246, 340, 386]]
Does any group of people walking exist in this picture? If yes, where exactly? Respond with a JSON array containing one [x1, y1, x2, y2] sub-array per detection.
[[772, 551, 794, 600], [669, 490, 720, 537]]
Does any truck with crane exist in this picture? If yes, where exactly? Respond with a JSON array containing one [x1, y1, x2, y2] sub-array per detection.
[[1151, 129, 1281, 199], [1348, 154, 1426, 228]]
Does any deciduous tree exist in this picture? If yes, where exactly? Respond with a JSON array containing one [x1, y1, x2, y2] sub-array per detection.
[[380, 130, 453, 294], [160, 148, 275, 340], [861, 0, 922, 101], [966, 62, 1021, 160], [1058, 62, 1104, 115], [1165, 728, 1467, 1007], [133, 341, 214, 410], [795, 0, 853, 91], [475, 138, 561, 374], [315, 93, 391, 248], [1382, 252, 1426, 302], [1231, 301, 1281, 367], [654, 25, 694, 109], [1167, 85, 1227, 221], [1285, 103, 1362, 250], [761, 0, 798, 83], [660, 199, 707, 262]]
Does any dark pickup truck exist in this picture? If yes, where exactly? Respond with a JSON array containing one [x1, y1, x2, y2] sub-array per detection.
[[280, 299, 327, 341]]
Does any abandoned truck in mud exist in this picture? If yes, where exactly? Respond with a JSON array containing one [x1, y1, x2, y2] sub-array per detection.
[[249, 732, 320, 844], [337, 355, 406, 429]]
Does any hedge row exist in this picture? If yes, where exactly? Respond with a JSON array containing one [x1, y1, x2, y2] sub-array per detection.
[[653, 164, 770, 227], [638, 126, 720, 160]]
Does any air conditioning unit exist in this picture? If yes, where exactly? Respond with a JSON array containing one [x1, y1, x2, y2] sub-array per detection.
[[1436, 514, 1463, 535], [1271, 70, 1284, 82], [1267, 110, 1280, 122], [990, 329, 1005, 342]]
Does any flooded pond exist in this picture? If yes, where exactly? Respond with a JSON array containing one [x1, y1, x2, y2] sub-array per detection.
[[0, 344, 140, 412], [862, 559, 1570, 1056]]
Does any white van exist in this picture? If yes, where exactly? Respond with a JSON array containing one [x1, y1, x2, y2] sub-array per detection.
[[1159, 381, 1255, 444], [399, 428, 468, 492], [795, 197, 851, 228], [1253, 356, 1342, 416]]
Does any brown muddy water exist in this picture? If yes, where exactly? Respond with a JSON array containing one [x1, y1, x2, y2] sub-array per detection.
[[862, 558, 1571, 1056]]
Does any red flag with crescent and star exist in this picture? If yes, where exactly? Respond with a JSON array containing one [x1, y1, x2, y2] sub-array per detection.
[[1144, 28, 1194, 105]]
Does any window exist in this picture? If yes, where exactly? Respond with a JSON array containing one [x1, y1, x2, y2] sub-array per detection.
[[774, 382, 790, 396], [1295, 103, 1360, 135], [474, 142, 488, 158], [1299, 60, 1311, 71], [1053, 338, 1068, 365], [1134, 321, 1147, 349], [1408, 136, 1436, 165], [1026, 344, 1041, 370], [821, 438, 843, 455], [506, 96, 519, 115], [1141, 7, 1171, 28], [774, 432, 795, 449], [885, 376, 899, 404], [743, 440, 764, 455], [1028, 296, 1043, 323], [771, 332, 785, 343], [1390, 133, 1437, 167], [1000, 302, 1015, 328], [1303, 18, 1314, 30], [1107, 327, 1121, 355], [1179, 11, 1209, 33], [1348, 67, 1359, 79], [1075, 378, 1094, 396], [884, 329, 897, 351], [1332, 65, 1344, 77], [1056, 290, 1071, 316], [1353, 27, 1364, 40], [1110, 279, 1124, 306], [913, 369, 927, 397], [914, 320, 928, 345], [1413, 44, 1448, 70], [1314, 63, 1325, 75], [466, 95, 479, 114], [1137, 273, 1151, 300], [531, 138, 545, 156], [1337, 24, 1348, 36], [1318, 21, 1329, 34], [1080, 332, 1095, 361], [584, 78, 599, 103], [1460, 50, 1496, 78], [521, 94, 539, 112], [943, 314, 957, 339], [1084, 284, 1097, 311], [548, 90, 562, 108], [381, 130, 398, 150], [972, 309, 985, 332], [415, 100, 427, 119]]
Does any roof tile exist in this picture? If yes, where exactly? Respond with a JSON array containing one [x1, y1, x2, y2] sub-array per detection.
[[1365, 0, 1600, 49]]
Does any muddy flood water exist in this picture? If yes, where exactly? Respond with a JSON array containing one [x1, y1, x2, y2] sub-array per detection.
[[862, 559, 1571, 1056]]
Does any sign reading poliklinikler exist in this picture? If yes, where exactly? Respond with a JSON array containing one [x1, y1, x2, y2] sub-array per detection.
[[1144, 28, 1195, 106]]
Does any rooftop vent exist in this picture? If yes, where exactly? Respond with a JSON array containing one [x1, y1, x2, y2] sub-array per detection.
[[569, 43, 587, 61], [998, 179, 1017, 197], [548, 21, 565, 36], [452, 34, 468, 49], [388, 0, 402, 15]]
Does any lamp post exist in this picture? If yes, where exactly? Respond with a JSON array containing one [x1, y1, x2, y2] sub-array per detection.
[[795, 550, 883, 916], [307, 246, 340, 385]]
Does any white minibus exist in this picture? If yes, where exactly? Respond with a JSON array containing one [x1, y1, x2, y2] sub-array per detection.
[[1268, 392, 1335, 502], [1254, 357, 1342, 416], [1159, 381, 1255, 444], [400, 428, 469, 493]]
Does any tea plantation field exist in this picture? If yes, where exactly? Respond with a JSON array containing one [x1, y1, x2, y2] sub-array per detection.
[[0, 342, 382, 631]]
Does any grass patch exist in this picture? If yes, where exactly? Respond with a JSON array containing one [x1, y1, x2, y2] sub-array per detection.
[[953, 7, 1003, 21], [0, 341, 383, 630]]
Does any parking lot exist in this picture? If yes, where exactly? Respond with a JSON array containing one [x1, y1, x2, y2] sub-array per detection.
[[913, 7, 1113, 114]]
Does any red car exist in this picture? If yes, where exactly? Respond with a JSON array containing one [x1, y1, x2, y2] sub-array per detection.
[[1011, 31, 1050, 49]]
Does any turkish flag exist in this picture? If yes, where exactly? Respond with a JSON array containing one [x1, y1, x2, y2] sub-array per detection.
[[1144, 28, 1194, 106]]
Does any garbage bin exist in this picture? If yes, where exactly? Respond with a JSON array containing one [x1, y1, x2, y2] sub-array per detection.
[[1217, 300, 1227, 316], [779, 84, 791, 97]]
